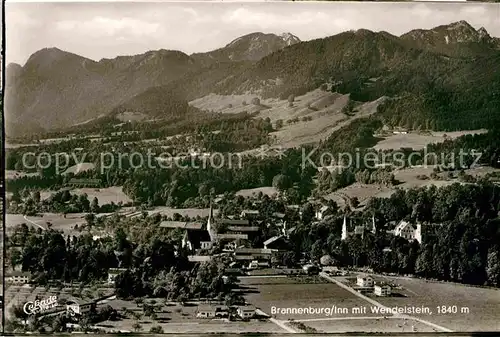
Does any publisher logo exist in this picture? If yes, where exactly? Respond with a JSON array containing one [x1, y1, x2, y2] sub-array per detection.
[[23, 296, 59, 315]]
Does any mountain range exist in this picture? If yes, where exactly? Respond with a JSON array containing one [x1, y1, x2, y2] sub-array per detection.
[[5, 21, 500, 136]]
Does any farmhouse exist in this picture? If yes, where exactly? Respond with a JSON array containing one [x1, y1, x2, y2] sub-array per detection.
[[196, 304, 229, 318], [107, 268, 127, 285], [237, 305, 256, 319], [394, 221, 422, 243], [66, 299, 96, 316], [356, 275, 374, 287], [5, 271, 31, 284], [234, 248, 273, 262], [374, 284, 392, 297]]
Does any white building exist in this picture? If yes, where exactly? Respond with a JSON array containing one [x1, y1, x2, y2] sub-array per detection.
[[394, 221, 422, 243], [374, 284, 391, 297], [356, 275, 374, 287], [237, 306, 256, 319], [6, 271, 31, 284], [66, 300, 96, 316], [196, 304, 228, 318]]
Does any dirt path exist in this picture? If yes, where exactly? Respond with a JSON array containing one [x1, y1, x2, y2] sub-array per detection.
[[319, 272, 452, 333], [255, 309, 298, 333], [23, 215, 46, 230]]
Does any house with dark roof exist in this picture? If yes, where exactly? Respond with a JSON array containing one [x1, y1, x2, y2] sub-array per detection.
[[234, 248, 273, 262], [237, 305, 256, 319], [160, 221, 204, 230], [182, 229, 212, 252]]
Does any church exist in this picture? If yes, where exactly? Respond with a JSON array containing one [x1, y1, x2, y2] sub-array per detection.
[[341, 215, 376, 241]]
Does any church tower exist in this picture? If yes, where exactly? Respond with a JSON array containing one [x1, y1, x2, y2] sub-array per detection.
[[207, 200, 215, 241], [341, 215, 348, 241]]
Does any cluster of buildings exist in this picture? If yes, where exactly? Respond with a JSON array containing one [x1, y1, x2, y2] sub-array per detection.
[[356, 275, 392, 297], [159, 206, 292, 269], [195, 304, 257, 320], [340, 215, 424, 244]]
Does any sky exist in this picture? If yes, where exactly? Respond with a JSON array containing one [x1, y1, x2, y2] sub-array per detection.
[[5, 2, 500, 65]]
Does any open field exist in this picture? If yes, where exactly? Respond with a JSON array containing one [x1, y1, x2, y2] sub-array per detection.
[[269, 94, 386, 149], [373, 275, 500, 332], [38, 186, 132, 205], [5, 170, 40, 179], [5, 143, 40, 149], [71, 186, 132, 205], [62, 163, 96, 175], [325, 183, 393, 208], [235, 186, 278, 198], [373, 129, 488, 151], [240, 276, 379, 320], [190, 89, 386, 149], [98, 318, 283, 334], [304, 316, 433, 333], [239, 275, 439, 333], [145, 207, 219, 218], [5, 287, 285, 334], [6, 213, 87, 235], [465, 166, 500, 178], [324, 166, 473, 208], [97, 297, 285, 333], [240, 273, 499, 333], [4, 284, 114, 321]]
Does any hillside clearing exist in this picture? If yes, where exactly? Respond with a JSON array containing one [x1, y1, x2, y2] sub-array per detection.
[[235, 186, 278, 198], [373, 129, 488, 151], [190, 89, 386, 149]]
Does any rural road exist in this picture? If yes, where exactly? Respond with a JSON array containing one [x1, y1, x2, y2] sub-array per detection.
[[23, 215, 46, 230], [255, 308, 298, 333], [319, 272, 453, 333]]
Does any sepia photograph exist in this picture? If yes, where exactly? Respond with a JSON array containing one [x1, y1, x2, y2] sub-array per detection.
[[2, 1, 500, 334]]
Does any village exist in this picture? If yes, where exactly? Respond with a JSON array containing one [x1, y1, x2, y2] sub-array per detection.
[[5, 198, 474, 334]]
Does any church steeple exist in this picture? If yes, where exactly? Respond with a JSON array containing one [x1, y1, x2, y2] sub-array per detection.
[[207, 198, 215, 240], [341, 215, 348, 241]]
